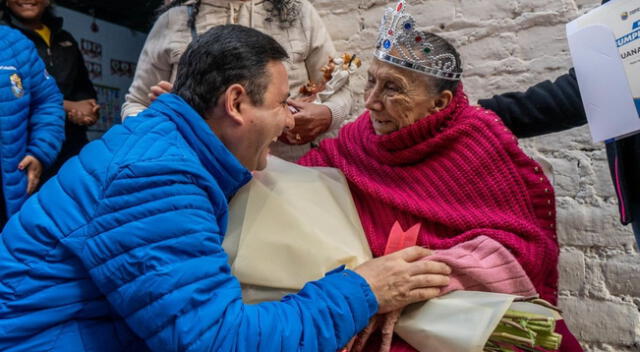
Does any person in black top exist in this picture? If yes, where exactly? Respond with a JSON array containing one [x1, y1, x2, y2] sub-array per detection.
[[1, 0, 99, 179], [478, 0, 640, 246]]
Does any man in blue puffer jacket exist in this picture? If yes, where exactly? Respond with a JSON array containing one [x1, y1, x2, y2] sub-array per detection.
[[0, 25, 64, 226], [0, 25, 451, 352]]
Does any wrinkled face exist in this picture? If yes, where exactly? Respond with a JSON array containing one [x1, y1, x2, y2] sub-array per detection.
[[242, 61, 294, 171], [6, 0, 49, 22], [364, 59, 441, 135]]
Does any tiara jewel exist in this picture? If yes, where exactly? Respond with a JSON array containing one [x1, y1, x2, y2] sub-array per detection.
[[375, 0, 462, 81]]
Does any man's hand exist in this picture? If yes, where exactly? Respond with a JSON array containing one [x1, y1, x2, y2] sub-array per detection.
[[18, 155, 43, 195], [354, 246, 450, 314], [65, 99, 100, 126], [149, 80, 173, 102], [280, 100, 332, 145]]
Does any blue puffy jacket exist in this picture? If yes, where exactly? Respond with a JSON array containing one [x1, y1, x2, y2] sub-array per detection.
[[0, 93, 377, 352], [0, 25, 64, 218]]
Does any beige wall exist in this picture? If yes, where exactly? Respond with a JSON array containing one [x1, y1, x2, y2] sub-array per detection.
[[310, 0, 640, 350]]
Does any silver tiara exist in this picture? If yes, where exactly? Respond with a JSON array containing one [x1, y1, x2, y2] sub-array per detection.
[[375, 0, 462, 81]]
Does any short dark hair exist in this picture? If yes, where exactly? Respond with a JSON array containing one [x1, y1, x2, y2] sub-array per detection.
[[173, 25, 289, 117]]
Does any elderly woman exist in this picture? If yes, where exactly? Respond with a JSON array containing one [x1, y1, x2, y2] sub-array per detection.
[[123, 0, 351, 161], [298, 1, 581, 351]]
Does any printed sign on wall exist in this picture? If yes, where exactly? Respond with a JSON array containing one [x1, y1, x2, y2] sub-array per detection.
[[80, 38, 102, 59], [85, 61, 102, 80], [57, 6, 147, 139], [94, 84, 121, 133], [110, 59, 136, 79]]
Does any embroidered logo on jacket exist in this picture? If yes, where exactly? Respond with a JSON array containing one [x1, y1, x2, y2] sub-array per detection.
[[10, 73, 24, 98]]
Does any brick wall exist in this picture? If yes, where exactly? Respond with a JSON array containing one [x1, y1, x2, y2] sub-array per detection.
[[310, 0, 640, 350]]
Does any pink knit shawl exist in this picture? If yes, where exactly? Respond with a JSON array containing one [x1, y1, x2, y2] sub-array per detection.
[[299, 86, 560, 302]]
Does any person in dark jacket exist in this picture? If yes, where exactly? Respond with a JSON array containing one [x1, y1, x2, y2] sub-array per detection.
[[2, 0, 99, 179], [477, 0, 640, 245], [0, 25, 64, 226]]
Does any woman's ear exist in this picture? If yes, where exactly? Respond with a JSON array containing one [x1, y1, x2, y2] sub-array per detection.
[[434, 90, 453, 111]]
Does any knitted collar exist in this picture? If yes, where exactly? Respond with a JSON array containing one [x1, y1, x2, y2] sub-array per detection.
[[360, 83, 469, 166]]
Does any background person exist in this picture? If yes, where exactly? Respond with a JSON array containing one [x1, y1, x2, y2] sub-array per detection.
[[479, 0, 640, 245], [0, 24, 64, 227], [2, 0, 99, 180], [122, 0, 353, 162]]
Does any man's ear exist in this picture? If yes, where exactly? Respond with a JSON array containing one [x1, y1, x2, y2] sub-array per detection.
[[434, 90, 453, 111], [219, 83, 249, 125]]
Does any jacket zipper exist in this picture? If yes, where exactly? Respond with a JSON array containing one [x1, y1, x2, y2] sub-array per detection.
[[46, 47, 53, 69]]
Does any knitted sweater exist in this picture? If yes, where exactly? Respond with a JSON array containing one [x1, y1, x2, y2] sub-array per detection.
[[122, 0, 352, 161], [299, 86, 582, 351]]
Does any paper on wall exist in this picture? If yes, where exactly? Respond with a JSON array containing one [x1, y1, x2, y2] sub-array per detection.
[[567, 0, 640, 142]]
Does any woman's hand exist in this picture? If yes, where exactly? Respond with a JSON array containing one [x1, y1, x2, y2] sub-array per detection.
[[148, 80, 173, 102], [18, 155, 42, 194], [65, 99, 100, 126], [280, 100, 332, 145]]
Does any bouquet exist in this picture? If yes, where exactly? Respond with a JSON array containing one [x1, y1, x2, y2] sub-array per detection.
[[222, 156, 372, 303], [485, 298, 563, 351], [222, 158, 565, 351], [396, 291, 562, 352]]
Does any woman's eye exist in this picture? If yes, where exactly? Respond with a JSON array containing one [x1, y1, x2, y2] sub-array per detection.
[[385, 84, 400, 92]]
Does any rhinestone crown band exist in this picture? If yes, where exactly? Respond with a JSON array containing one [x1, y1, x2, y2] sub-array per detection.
[[375, 0, 462, 81]]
